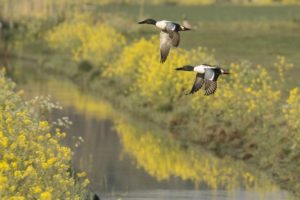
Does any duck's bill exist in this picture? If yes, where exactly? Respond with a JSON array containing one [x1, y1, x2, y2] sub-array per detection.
[[221, 68, 230, 74], [138, 20, 146, 24], [176, 65, 194, 71]]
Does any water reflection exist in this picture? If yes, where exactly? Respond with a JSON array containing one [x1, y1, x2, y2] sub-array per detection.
[[9, 64, 292, 200], [116, 120, 262, 190]]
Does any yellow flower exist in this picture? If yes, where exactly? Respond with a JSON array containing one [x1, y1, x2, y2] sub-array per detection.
[[17, 135, 26, 147], [7, 196, 26, 200], [37, 135, 44, 141], [40, 191, 52, 200], [9, 186, 16, 192], [0, 174, 8, 186], [39, 121, 49, 129], [32, 186, 42, 194], [23, 165, 34, 178], [0, 161, 9, 171], [243, 172, 255, 183], [0, 134, 8, 148], [77, 172, 86, 178], [24, 119, 32, 125], [11, 162, 18, 169], [82, 179, 90, 187], [14, 171, 22, 179], [47, 157, 57, 165]]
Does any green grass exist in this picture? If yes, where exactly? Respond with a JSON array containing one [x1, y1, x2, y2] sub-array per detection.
[[96, 4, 300, 85], [97, 4, 300, 22]]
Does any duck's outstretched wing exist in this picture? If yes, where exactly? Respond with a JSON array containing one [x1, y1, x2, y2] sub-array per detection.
[[188, 73, 204, 94], [165, 23, 180, 47], [204, 80, 217, 96], [160, 31, 172, 63], [169, 31, 180, 47], [160, 30, 180, 63]]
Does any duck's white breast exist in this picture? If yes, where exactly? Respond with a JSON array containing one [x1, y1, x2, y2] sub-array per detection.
[[156, 20, 171, 30], [194, 65, 206, 73]]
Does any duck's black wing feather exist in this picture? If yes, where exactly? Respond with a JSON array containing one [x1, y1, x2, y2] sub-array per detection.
[[165, 23, 180, 47], [169, 31, 180, 47], [160, 31, 172, 63], [204, 80, 217, 96], [188, 73, 204, 94]]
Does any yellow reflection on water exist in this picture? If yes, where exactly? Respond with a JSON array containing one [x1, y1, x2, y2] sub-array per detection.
[[115, 120, 277, 192], [23, 79, 116, 120], [21, 77, 289, 198]]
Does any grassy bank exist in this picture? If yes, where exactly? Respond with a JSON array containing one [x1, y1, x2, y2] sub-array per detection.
[[1, 3, 300, 197], [0, 69, 90, 199]]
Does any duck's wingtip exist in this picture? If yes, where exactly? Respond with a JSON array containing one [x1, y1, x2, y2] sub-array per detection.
[[204, 92, 216, 96], [186, 91, 195, 95]]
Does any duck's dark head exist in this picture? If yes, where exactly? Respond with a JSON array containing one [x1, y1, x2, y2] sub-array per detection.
[[138, 19, 157, 25], [221, 68, 230, 75], [176, 65, 194, 71]]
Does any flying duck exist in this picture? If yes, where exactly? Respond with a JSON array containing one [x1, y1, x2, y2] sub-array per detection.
[[138, 19, 191, 63], [176, 64, 230, 96]]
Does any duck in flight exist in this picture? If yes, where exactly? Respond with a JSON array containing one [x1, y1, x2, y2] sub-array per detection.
[[176, 64, 230, 96], [138, 19, 191, 63]]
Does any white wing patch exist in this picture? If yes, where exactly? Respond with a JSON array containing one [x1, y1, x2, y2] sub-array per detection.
[[209, 72, 215, 80]]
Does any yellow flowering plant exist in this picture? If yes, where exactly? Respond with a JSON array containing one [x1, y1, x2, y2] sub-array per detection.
[[44, 13, 126, 67], [282, 87, 300, 152], [103, 37, 215, 108], [0, 69, 89, 199], [102, 35, 300, 172]]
